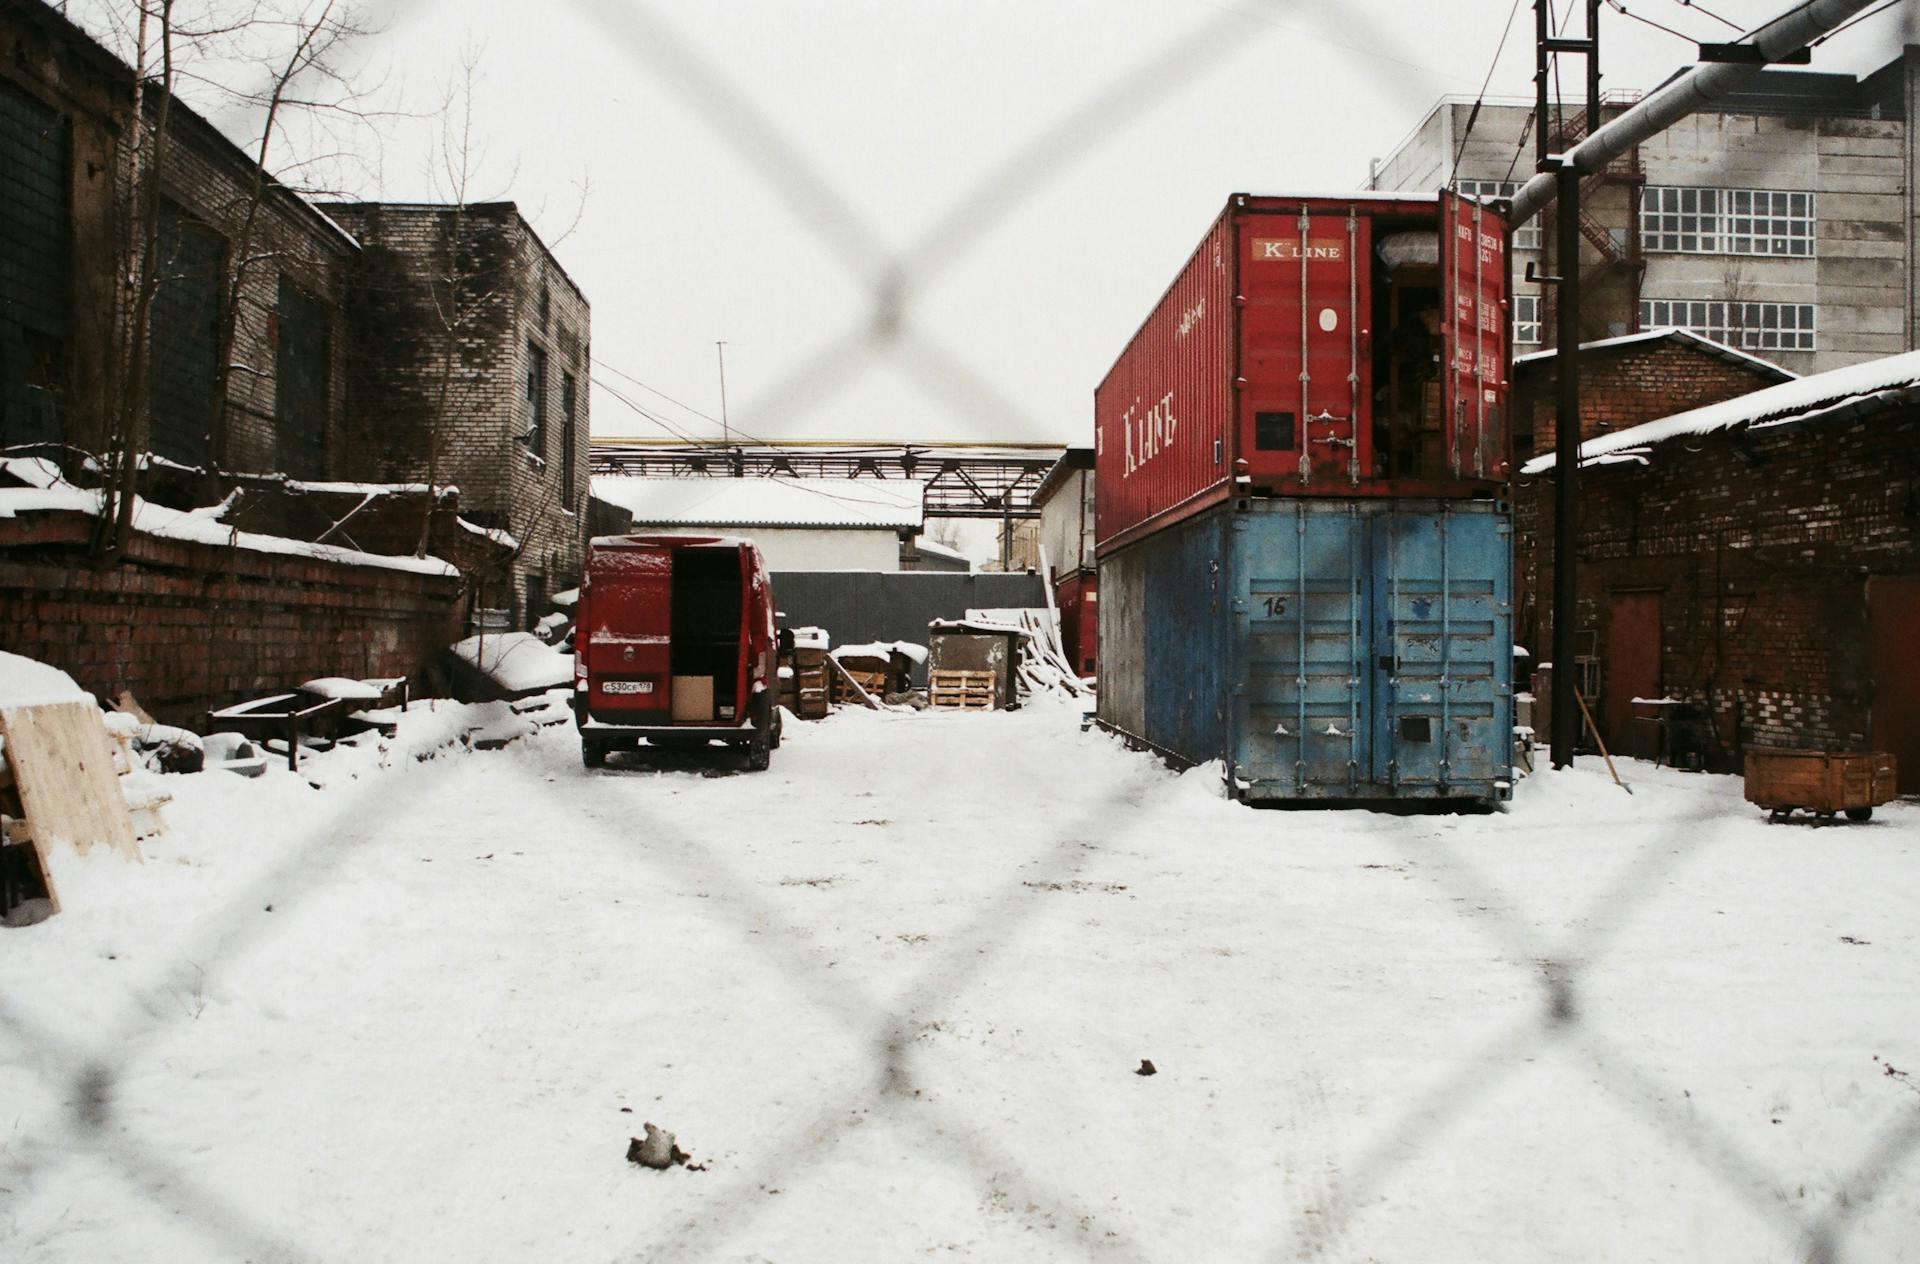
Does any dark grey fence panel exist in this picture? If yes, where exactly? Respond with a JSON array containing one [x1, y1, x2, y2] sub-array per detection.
[[769, 571, 1045, 686]]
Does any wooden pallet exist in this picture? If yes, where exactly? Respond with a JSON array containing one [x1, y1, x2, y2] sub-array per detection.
[[929, 670, 996, 711]]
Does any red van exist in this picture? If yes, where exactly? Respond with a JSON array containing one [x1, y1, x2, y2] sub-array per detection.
[[573, 534, 781, 770]]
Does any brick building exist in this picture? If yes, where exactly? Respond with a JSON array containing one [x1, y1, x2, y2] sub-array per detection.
[[323, 202, 592, 626], [1510, 327, 1795, 457], [1, 0, 354, 477], [1516, 349, 1920, 788], [1368, 53, 1920, 376]]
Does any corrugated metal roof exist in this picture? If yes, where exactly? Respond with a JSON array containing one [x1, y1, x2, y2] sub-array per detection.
[[590, 475, 925, 528], [1521, 348, 1920, 475]]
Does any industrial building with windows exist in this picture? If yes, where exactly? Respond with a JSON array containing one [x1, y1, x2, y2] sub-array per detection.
[[1366, 51, 1920, 373]]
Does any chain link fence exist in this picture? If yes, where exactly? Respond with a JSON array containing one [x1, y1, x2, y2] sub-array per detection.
[[5, 1, 1920, 1259]]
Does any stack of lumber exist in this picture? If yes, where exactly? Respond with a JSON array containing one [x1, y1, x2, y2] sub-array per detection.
[[781, 627, 831, 720]]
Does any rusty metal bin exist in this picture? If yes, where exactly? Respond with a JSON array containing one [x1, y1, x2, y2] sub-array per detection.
[[1743, 748, 1897, 824]]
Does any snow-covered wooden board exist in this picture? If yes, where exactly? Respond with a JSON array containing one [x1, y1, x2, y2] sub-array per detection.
[[0, 701, 140, 910]]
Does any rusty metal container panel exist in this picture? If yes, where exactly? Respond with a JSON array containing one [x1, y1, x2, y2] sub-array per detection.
[[1094, 206, 1235, 557]]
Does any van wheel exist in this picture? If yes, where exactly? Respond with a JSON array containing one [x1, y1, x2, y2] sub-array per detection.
[[582, 740, 607, 769], [770, 710, 783, 750], [746, 732, 772, 771], [1845, 806, 1873, 822]]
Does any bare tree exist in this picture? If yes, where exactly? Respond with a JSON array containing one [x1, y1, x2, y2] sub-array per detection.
[[70, 0, 389, 556], [201, 0, 377, 499]]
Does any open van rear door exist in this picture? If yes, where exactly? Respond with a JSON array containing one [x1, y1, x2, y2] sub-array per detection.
[[1439, 189, 1511, 481]]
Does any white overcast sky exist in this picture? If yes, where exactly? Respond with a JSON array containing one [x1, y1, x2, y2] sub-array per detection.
[[73, 0, 1920, 447]]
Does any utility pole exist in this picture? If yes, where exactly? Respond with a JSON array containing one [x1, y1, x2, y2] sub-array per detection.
[[715, 339, 731, 454], [1534, 0, 1600, 769]]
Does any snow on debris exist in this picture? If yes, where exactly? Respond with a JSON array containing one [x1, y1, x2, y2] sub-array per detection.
[[0, 485, 460, 577], [830, 641, 928, 664], [0, 650, 92, 708], [790, 626, 830, 651], [449, 631, 573, 693], [591, 475, 926, 529], [550, 587, 578, 607], [1522, 347, 1920, 475], [0, 456, 65, 489], [456, 515, 520, 551], [300, 677, 388, 702]]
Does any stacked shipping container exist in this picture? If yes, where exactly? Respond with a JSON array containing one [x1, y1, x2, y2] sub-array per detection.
[[1095, 192, 1515, 804]]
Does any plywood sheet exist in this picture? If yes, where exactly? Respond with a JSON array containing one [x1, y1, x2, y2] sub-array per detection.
[[0, 702, 140, 910]]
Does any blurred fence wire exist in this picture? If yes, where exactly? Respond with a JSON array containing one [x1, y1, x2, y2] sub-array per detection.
[[4, 0, 1920, 1261]]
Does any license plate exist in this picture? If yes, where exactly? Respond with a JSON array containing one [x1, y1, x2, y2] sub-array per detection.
[[601, 680, 653, 695]]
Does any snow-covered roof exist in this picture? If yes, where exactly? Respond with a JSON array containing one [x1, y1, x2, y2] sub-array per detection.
[[591, 476, 925, 530], [912, 537, 971, 563], [1522, 348, 1920, 476], [1513, 327, 1797, 381], [0, 486, 460, 577]]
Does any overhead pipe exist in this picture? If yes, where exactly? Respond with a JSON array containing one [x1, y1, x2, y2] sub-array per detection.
[[1509, 0, 1884, 227]]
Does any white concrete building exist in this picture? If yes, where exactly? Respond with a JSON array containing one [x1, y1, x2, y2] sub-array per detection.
[[588, 476, 926, 572], [1366, 52, 1920, 375]]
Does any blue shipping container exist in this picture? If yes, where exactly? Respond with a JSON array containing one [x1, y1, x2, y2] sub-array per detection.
[[1097, 498, 1512, 805]]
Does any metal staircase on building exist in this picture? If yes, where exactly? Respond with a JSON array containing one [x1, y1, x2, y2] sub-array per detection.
[[1539, 97, 1648, 339]]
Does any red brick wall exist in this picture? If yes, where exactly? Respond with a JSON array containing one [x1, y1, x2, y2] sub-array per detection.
[[1516, 403, 1920, 768], [1514, 341, 1790, 457], [0, 510, 465, 727]]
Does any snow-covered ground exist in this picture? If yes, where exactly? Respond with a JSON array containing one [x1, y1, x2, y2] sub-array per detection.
[[2, 703, 1916, 1262]]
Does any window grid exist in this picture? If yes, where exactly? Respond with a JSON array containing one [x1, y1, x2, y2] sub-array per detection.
[[1640, 298, 1815, 353], [1640, 185, 1814, 257], [1512, 293, 1542, 345], [1456, 178, 1541, 251]]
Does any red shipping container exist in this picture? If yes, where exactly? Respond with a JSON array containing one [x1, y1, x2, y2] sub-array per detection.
[[1053, 569, 1098, 676], [1095, 191, 1511, 556]]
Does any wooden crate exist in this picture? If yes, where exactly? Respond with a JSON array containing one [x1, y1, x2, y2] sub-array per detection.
[[793, 664, 830, 720], [1744, 748, 1897, 823], [831, 667, 890, 705], [929, 670, 996, 711]]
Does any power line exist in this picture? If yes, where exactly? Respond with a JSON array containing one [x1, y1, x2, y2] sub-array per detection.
[[1602, 0, 1699, 44], [1451, 0, 1528, 184], [1665, 0, 1744, 33], [1812, 0, 1901, 45], [590, 356, 723, 427]]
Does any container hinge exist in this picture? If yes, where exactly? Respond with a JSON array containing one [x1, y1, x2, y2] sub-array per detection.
[[1272, 722, 1291, 736], [1321, 723, 1351, 737]]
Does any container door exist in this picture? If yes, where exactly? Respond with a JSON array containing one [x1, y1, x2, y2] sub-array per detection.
[[1236, 503, 1370, 794], [1438, 191, 1511, 481], [1238, 208, 1371, 491], [1370, 505, 1510, 790]]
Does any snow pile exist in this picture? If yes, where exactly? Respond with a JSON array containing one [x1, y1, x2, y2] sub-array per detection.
[[790, 626, 830, 651], [0, 650, 92, 708], [449, 632, 573, 694], [0, 485, 459, 577]]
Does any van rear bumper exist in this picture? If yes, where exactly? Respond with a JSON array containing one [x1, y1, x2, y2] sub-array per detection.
[[577, 716, 756, 744]]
